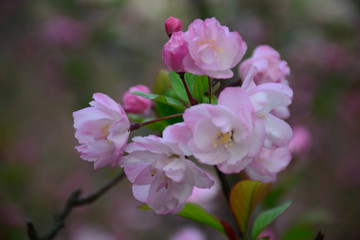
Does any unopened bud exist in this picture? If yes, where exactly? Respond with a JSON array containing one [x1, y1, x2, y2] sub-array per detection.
[[164, 16, 182, 37]]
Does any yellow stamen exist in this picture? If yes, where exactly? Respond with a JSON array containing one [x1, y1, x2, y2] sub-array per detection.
[[101, 124, 111, 138], [151, 169, 157, 177], [212, 131, 233, 148]]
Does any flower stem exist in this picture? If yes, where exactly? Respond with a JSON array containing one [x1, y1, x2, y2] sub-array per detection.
[[208, 76, 212, 104], [129, 113, 183, 131], [215, 167, 231, 203], [178, 72, 198, 105]]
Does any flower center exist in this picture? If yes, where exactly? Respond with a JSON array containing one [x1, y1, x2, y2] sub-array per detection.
[[212, 131, 233, 148], [100, 124, 112, 143], [199, 39, 223, 53]]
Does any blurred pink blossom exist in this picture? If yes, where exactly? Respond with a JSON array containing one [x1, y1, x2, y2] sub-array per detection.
[[289, 125, 311, 155], [120, 135, 214, 214], [239, 45, 290, 85], [170, 226, 206, 240], [71, 226, 117, 240], [165, 16, 182, 37], [43, 16, 88, 47], [162, 32, 188, 72], [73, 93, 129, 169], [183, 17, 247, 79], [122, 84, 152, 114]]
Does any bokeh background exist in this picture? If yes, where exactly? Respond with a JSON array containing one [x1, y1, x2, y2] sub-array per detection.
[[1, 0, 359, 239]]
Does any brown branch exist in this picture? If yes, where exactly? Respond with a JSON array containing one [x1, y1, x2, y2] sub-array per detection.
[[26, 172, 126, 240]]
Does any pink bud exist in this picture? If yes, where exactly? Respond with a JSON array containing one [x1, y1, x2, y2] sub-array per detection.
[[162, 31, 188, 72], [164, 16, 182, 36], [122, 85, 152, 114]]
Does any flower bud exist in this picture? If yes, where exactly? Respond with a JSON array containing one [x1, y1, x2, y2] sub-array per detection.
[[122, 85, 152, 114], [164, 16, 182, 37], [162, 32, 188, 72]]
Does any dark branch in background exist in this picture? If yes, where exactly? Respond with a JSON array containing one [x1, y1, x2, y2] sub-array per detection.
[[313, 231, 325, 240], [26, 172, 126, 240]]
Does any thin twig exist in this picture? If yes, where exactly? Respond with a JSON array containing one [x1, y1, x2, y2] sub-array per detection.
[[129, 113, 183, 131], [26, 221, 39, 240], [208, 77, 212, 104], [26, 172, 126, 240], [74, 172, 125, 206], [178, 72, 197, 105]]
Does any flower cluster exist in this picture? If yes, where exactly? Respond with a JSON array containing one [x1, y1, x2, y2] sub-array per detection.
[[73, 17, 294, 214]]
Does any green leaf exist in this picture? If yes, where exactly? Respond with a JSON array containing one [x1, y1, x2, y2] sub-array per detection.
[[252, 201, 292, 239], [169, 71, 189, 102], [229, 180, 272, 235], [139, 203, 234, 238], [153, 70, 171, 94], [184, 72, 196, 96], [194, 74, 209, 103], [130, 91, 185, 109]]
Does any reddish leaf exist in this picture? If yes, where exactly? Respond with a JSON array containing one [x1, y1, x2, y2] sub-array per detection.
[[229, 180, 272, 235]]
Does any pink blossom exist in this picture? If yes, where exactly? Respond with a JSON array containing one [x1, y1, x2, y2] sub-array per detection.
[[122, 84, 152, 114], [170, 227, 206, 240], [242, 69, 293, 148], [175, 87, 265, 174], [162, 31, 189, 72], [239, 45, 290, 85], [182, 17, 247, 79], [289, 125, 311, 155], [165, 16, 182, 37], [120, 135, 214, 214], [245, 147, 291, 183], [73, 93, 129, 169]]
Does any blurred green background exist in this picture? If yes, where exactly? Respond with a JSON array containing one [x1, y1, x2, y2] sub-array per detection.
[[1, 0, 360, 239]]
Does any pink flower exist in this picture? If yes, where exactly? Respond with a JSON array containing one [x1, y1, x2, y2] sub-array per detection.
[[122, 84, 152, 114], [73, 93, 130, 169], [242, 69, 293, 148], [289, 125, 311, 155], [170, 227, 206, 240], [174, 87, 265, 174], [245, 147, 291, 183], [239, 45, 290, 85], [182, 17, 247, 79], [120, 135, 214, 214], [164, 16, 182, 37], [162, 31, 189, 72]]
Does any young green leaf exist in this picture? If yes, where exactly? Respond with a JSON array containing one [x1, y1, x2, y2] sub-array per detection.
[[153, 70, 171, 94], [130, 91, 185, 109], [139, 203, 237, 239], [229, 180, 272, 236], [169, 71, 189, 102], [251, 201, 292, 239], [184, 72, 196, 96], [194, 74, 209, 103]]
